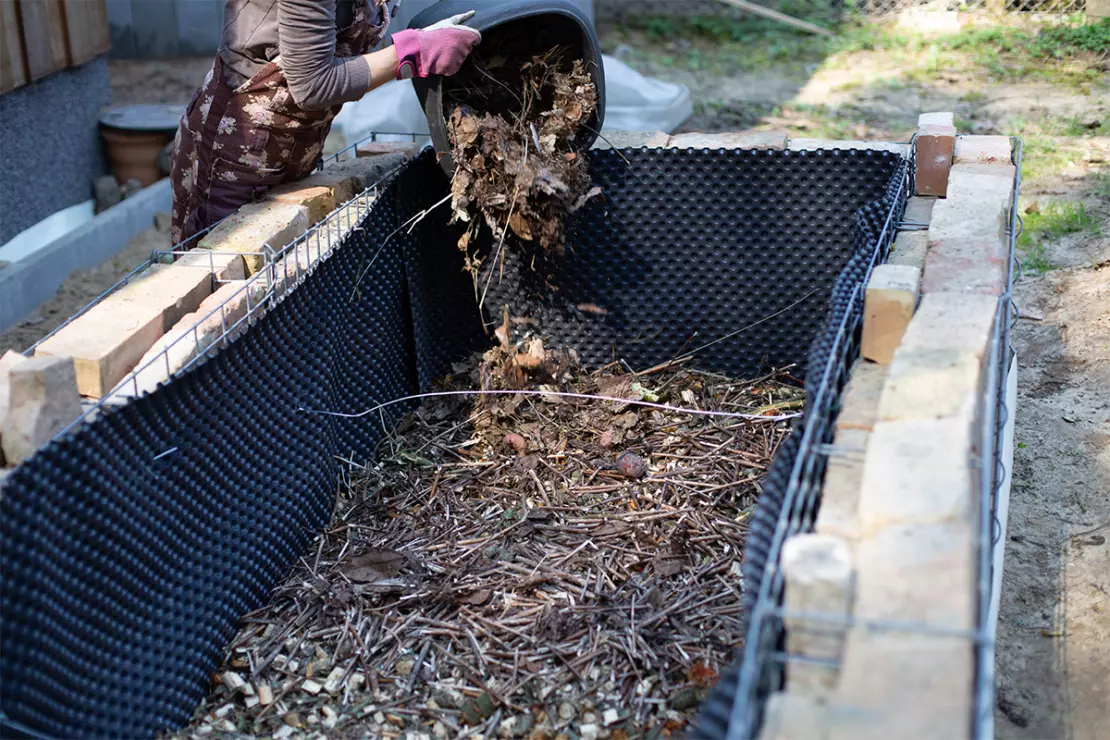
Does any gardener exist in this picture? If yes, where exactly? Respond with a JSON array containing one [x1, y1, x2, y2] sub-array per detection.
[[170, 0, 480, 246]]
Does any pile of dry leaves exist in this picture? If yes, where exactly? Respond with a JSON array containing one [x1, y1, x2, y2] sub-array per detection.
[[445, 43, 599, 280], [179, 339, 803, 740]]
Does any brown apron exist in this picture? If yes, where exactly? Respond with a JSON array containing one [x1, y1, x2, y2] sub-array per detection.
[[169, 0, 388, 247]]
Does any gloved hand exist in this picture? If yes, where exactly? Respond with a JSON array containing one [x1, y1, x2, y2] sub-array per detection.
[[393, 11, 482, 80]]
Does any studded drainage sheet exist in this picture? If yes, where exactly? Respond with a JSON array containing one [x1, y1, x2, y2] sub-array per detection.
[[0, 147, 904, 738]]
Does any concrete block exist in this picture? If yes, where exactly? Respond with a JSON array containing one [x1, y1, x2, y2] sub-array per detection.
[[781, 534, 853, 695], [668, 130, 788, 150], [861, 265, 920, 365], [914, 122, 955, 196], [759, 692, 828, 740], [591, 130, 670, 150], [2, 357, 82, 465], [197, 201, 310, 275], [879, 292, 998, 423], [0, 351, 29, 445], [886, 231, 928, 270], [858, 418, 977, 535], [835, 361, 888, 434], [356, 141, 424, 159], [953, 135, 1012, 165], [267, 184, 337, 226], [902, 196, 936, 226], [786, 139, 908, 156], [122, 280, 268, 397], [830, 630, 973, 740], [35, 260, 221, 397], [816, 429, 869, 545]]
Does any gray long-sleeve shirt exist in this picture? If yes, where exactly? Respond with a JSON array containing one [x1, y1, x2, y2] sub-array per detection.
[[219, 0, 382, 111]]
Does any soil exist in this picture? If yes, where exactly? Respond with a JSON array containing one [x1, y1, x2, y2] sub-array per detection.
[[0, 226, 171, 355]]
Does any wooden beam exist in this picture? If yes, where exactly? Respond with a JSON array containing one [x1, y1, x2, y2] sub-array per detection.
[[63, 0, 110, 66], [717, 0, 835, 37], [18, 0, 70, 81], [0, 0, 27, 93]]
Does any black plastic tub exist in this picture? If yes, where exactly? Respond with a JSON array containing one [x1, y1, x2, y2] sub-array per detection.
[[0, 146, 906, 738]]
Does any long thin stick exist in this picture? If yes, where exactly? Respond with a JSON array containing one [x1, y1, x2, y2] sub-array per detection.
[[717, 0, 835, 37], [298, 389, 800, 422]]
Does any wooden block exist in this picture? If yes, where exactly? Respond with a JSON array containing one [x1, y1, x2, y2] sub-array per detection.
[[953, 135, 1012, 165], [122, 280, 267, 397], [759, 692, 828, 740], [35, 261, 222, 397], [835, 361, 888, 434], [830, 630, 973, 740], [668, 130, 788, 150], [914, 122, 956, 196], [862, 265, 920, 365], [781, 534, 853, 695], [886, 231, 927, 270], [879, 292, 998, 423], [2, 356, 82, 465], [198, 201, 310, 275], [267, 184, 337, 226]]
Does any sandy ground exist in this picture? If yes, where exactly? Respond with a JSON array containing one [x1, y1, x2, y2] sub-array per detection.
[[0, 227, 170, 355]]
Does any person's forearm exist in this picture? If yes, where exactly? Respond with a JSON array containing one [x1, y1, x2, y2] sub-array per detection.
[[362, 46, 400, 92]]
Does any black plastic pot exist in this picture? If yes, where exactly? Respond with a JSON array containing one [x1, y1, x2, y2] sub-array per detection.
[[408, 0, 605, 175]]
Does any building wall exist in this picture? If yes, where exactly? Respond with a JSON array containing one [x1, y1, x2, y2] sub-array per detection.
[[0, 58, 111, 244]]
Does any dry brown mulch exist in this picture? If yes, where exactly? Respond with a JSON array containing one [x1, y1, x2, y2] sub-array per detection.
[[181, 340, 802, 740]]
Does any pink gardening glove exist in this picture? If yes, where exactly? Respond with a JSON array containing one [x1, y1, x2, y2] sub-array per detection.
[[393, 11, 482, 79]]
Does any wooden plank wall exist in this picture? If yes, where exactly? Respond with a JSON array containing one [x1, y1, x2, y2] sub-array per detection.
[[0, 0, 110, 95]]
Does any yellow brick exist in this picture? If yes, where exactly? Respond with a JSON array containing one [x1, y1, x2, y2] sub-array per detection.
[[861, 265, 920, 365], [197, 201, 309, 275], [267, 184, 337, 226]]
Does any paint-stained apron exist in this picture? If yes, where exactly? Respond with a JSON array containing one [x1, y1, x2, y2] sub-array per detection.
[[170, 0, 389, 247]]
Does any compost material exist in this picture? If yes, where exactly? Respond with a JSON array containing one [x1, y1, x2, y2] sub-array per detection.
[[181, 338, 802, 739], [445, 44, 598, 280]]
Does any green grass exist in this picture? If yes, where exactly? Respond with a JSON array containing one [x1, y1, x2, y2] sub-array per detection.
[[1017, 200, 1101, 272], [1093, 171, 1110, 198]]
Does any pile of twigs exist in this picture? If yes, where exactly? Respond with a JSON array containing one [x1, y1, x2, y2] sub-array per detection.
[[179, 341, 802, 739]]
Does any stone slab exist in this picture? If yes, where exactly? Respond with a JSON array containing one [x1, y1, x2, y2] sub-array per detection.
[[590, 130, 670, 150], [953, 135, 1012, 165], [886, 231, 928, 270], [759, 692, 828, 740], [668, 130, 788, 150], [0, 351, 29, 445], [903, 196, 936, 226], [786, 139, 908, 156]]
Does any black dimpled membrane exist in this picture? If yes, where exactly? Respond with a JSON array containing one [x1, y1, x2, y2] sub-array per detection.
[[0, 147, 903, 738]]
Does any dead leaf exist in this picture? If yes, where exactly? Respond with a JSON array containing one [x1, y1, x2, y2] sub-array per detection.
[[342, 549, 407, 584], [457, 589, 493, 606]]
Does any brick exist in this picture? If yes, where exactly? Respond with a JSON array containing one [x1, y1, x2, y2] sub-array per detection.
[[816, 428, 869, 545], [122, 280, 268, 397], [35, 261, 223, 397], [861, 265, 920, 365], [917, 112, 954, 128], [0, 351, 29, 447], [858, 418, 977, 535], [1, 357, 82, 465], [830, 630, 973, 740], [835, 360, 888, 434], [668, 130, 788, 150], [267, 184, 337, 226], [356, 141, 424, 159], [198, 201, 310, 275], [590, 130, 670, 150], [878, 292, 998, 423], [886, 231, 927, 270], [300, 153, 408, 204], [781, 534, 853, 695], [759, 692, 828, 740], [953, 135, 1012, 165], [923, 166, 1013, 292], [786, 139, 908, 156], [914, 122, 955, 196]]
